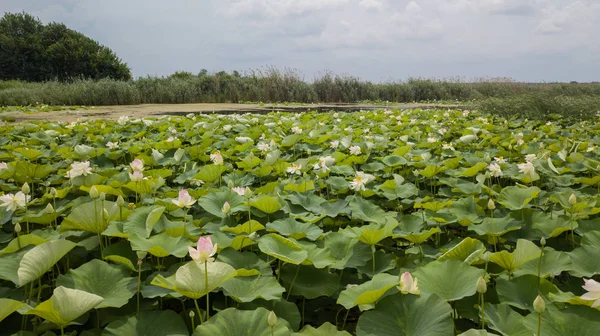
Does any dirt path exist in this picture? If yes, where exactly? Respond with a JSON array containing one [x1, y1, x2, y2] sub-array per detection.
[[2, 103, 459, 123]]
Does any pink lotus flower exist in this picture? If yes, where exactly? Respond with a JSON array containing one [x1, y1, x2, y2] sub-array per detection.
[[129, 170, 144, 182], [172, 189, 196, 208], [188, 236, 217, 262], [399, 272, 420, 295], [581, 278, 600, 308], [130, 158, 144, 172]]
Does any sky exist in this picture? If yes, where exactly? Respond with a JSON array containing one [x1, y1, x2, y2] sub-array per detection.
[[2, 0, 600, 82]]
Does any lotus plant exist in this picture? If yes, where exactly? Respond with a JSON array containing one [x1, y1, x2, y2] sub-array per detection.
[[189, 236, 217, 320], [399, 272, 420, 295], [581, 278, 600, 308]]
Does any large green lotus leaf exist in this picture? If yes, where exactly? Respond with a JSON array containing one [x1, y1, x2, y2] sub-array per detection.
[[237, 154, 261, 170], [497, 186, 540, 210], [0, 234, 47, 256], [568, 231, 600, 277], [25, 286, 103, 328], [347, 221, 398, 246], [61, 200, 121, 233], [237, 299, 301, 331], [470, 216, 522, 237], [258, 233, 307, 265], [211, 231, 256, 251], [119, 205, 166, 238], [101, 242, 143, 272], [496, 275, 558, 311], [438, 237, 486, 264], [513, 248, 571, 278], [490, 239, 541, 273], [250, 196, 283, 214], [22, 206, 62, 225], [102, 310, 188, 336], [80, 185, 126, 197], [458, 330, 499, 336], [523, 305, 600, 336], [355, 293, 453, 336], [0, 247, 31, 284], [192, 308, 293, 336], [151, 261, 236, 299], [349, 197, 397, 225], [8, 161, 54, 184], [221, 275, 285, 302], [324, 232, 371, 269], [56, 259, 136, 308], [530, 212, 573, 238], [266, 218, 323, 241], [393, 225, 441, 244], [221, 220, 265, 235], [129, 232, 190, 258], [122, 176, 165, 195], [284, 193, 326, 214], [296, 241, 337, 269], [449, 196, 484, 226], [198, 190, 246, 218], [284, 180, 316, 193], [217, 248, 271, 276], [484, 303, 530, 336], [295, 322, 351, 335], [18, 240, 76, 286], [0, 298, 24, 322], [337, 273, 398, 310], [194, 164, 227, 183], [280, 264, 339, 299], [414, 259, 485, 302]]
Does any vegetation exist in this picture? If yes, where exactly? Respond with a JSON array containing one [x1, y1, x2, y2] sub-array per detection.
[[1, 108, 600, 335], [0, 12, 131, 82]]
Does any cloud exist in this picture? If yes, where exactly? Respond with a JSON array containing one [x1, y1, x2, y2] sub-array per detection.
[[358, 0, 384, 11]]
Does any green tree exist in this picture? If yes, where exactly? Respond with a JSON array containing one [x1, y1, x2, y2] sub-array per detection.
[[0, 12, 131, 81]]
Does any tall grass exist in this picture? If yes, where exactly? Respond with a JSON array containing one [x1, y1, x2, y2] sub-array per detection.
[[1, 69, 600, 112]]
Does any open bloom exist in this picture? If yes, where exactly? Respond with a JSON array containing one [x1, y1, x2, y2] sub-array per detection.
[[518, 162, 535, 176], [129, 170, 144, 182], [66, 161, 92, 178], [494, 157, 506, 164], [106, 141, 119, 149], [188, 236, 217, 263], [172, 189, 196, 208], [330, 140, 339, 149], [210, 151, 224, 165], [287, 163, 302, 175], [0, 191, 29, 211], [313, 156, 335, 174], [257, 142, 271, 153], [130, 159, 144, 172], [0, 162, 7, 170], [291, 126, 302, 134], [349, 146, 362, 155], [525, 154, 537, 163], [488, 163, 503, 177], [581, 278, 600, 308], [399, 272, 420, 295], [442, 143, 454, 151], [349, 171, 375, 191]]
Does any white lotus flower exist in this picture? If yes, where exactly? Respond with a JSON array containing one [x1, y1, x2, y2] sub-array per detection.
[[313, 156, 336, 174], [0, 162, 7, 170], [257, 142, 271, 152], [525, 154, 537, 163], [442, 143, 454, 151], [118, 116, 130, 125], [518, 162, 535, 176], [0, 191, 29, 211], [349, 171, 375, 191], [66, 161, 92, 178], [172, 189, 196, 208], [581, 278, 600, 308], [287, 163, 302, 175], [330, 141, 340, 149], [106, 141, 119, 149], [494, 157, 506, 164], [488, 163, 503, 177], [427, 137, 438, 143], [291, 126, 302, 134], [516, 139, 525, 146], [399, 272, 420, 295], [190, 179, 205, 186], [129, 170, 144, 182], [349, 146, 362, 155], [142, 119, 154, 126], [232, 187, 245, 196], [130, 159, 144, 172], [210, 151, 224, 165]]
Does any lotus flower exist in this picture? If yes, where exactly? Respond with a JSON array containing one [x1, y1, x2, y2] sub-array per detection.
[[517, 162, 535, 176], [399, 272, 420, 295], [287, 163, 302, 175], [188, 236, 217, 262], [349, 145, 362, 155], [106, 141, 119, 149], [221, 201, 231, 214], [0, 191, 29, 211], [210, 151, 224, 165], [349, 171, 375, 191], [130, 159, 144, 172], [172, 189, 196, 208], [0, 162, 7, 170], [66, 161, 92, 178], [488, 163, 503, 177], [581, 278, 600, 308], [232, 187, 245, 196], [129, 170, 144, 182]]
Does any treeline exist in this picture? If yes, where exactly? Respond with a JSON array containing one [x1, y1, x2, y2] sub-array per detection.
[[1, 68, 600, 106], [0, 12, 131, 82]]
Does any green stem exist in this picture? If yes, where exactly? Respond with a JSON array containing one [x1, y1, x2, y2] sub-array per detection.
[[480, 293, 485, 329], [137, 262, 142, 315], [286, 265, 300, 300], [61, 326, 64, 336], [537, 246, 544, 289], [204, 261, 210, 320], [371, 245, 376, 276], [342, 309, 350, 330], [194, 299, 204, 324], [538, 312, 542, 336]]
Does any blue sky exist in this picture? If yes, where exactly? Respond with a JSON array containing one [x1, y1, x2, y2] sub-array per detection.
[[2, 0, 599, 82]]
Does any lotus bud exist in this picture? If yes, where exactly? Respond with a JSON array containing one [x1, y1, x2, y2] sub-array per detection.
[[221, 201, 231, 214], [488, 199, 495, 210], [22, 182, 30, 195], [569, 193, 577, 205], [189, 310, 195, 318], [267, 311, 277, 327], [45, 203, 54, 214], [244, 187, 253, 199], [533, 295, 545, 313], [89, 186, 99, 199], [99, 192, 106, 201], [49, 187, 57, 197], [227, 180, 234, 188], [117, 195, 126, 207], [136, 251, 147, 260], [476, 277, 487, 294], [248, 232, 258, 241], [14, 222, 22, 233], [540, 237, 546, 247]]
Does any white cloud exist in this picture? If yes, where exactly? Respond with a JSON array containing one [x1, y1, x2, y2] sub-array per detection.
[[218, 0, 348, 18], [359, 0, 384, 11]]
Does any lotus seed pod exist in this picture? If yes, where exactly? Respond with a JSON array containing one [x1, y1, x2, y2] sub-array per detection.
[[488, 199, 496, 210], [14, 222, 22, 233], [22, 182, 30, 195], [117, 195, 125, 207], [569, 193, 577, 205], [476, 277, 487, 294], [267, 311, 277, 327], [45, 203, 54, 214], [533, 295, 545, 314], [89, 186, 99, 199]]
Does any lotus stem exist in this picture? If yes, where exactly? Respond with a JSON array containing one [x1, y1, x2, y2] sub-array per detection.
[[480, 293, 485, 329], [371, 245, 376, 276], [342, 309, 350, 330], [204, 261, 210, 320], [537, 312, 542, 336], [286, 264, 300, 300], [194, 299, 203, 324], [137, 261, 142, 315]]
